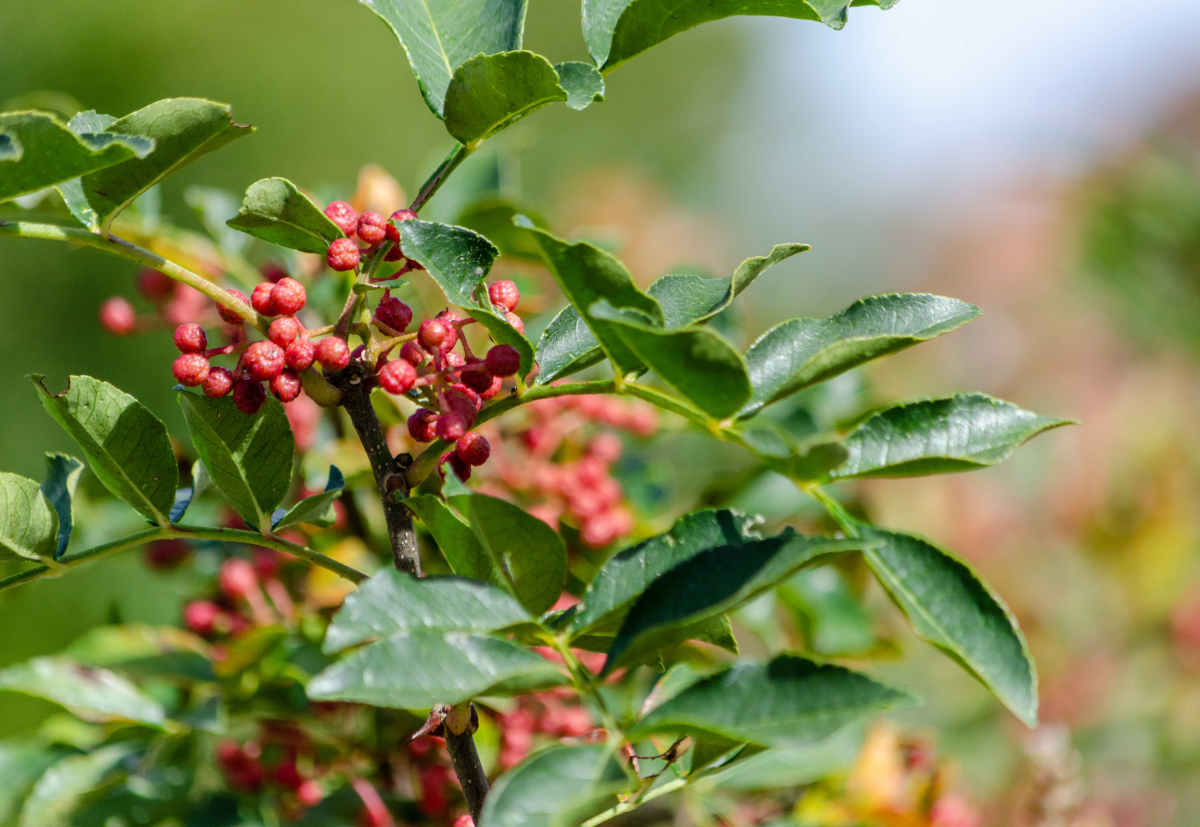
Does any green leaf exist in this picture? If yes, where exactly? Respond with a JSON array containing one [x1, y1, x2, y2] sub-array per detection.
[[555, 62, 606, 110], [357, 0, 528, 116], [308, 629, 565, 709], [0, 472, 58, 561], [0, 657, 166, 727], [40, 453, 83, 559], [521, 224, 662, 376], [859, 526, 1038, 726], [454, 196, 550, 260], [444, 51, 567, 145], [450, 494, 567, 615], [177, 392, 294, 532], [695, 728, 861, 791], [479, 744, 632, 827], [226, 177, 345, 253], [0, 741, 70, 827], [732, 425, 848, 482], [741, 294, 979, 417], [629, 655, 909, 746], [18, 744, 134, 827], [406, 494, 500, 584], [583, 0, 887, 70], [64, 625, 215, 683], [569, 509, 767, 638], [604, 531, 863, 671], [827, 393, 1071, 480], [33, 375, 177, 525], [323, 570, 531, 653], [273, 466, 344, 531], [76, 98, 251, 230], [590, 301, 752, 419], [0, 111, 150, 202], [399, 219, 498, 306]]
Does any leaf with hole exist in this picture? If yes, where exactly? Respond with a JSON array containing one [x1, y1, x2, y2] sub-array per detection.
[[227, 177, 345, 253]]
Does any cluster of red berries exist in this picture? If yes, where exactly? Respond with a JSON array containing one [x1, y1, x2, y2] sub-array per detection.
[[216, 732, 323, 815], [321, 200, 423, 275], [494, 688, 598, 770], [98, 267, 212, 337], [182, 553, 294, 648]]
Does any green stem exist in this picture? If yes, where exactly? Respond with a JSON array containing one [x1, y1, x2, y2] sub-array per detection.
[[579, 777, 687, 827], [409, 143, 472, 214], [546, 635, 620, 738], [805, 485, 859, 537]]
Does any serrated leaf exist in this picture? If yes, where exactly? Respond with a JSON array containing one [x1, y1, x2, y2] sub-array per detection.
[[18, 744, 135, 827], [324, 570, 530, 654], [604, 532, 863, 671], [0, 657, 166, 727], [406, 494, 500, 584], [827, 393, 1071, 480], [0, 472, 58, 561], [0, 741, 70, 827], [741, 294, 979, 418], [450, 494, 566, 615], [178, 392, 294, 532], [358, 0, 528, 116], [40, 453, 83, 559], [860, 526, 1037, 726], [590, 301, 752, 419], [33, 375, 177, 525], [273, 465, 344, 531], [226, 177, 345, 253], [629, 655, 909, 746], [0, 111, 150, 202], [75, 98, 251, 230], [398, 218, 498, 305], [479, 744, 632, 827], [444, 51, 567, 145], [555, 62, 605, 110], [308, 629, 565, 709]]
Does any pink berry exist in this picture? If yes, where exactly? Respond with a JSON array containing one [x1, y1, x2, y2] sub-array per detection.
[[184, 600, 221, 636], [460, 360, 494, 393], [174, 322, 208, 353], [357, 211, 387, 244], [378, 359, 416, 395], [99, 297, 136, 335], [202, 366, 235, 398], [243, 340, 286, 381], [324, 200, 358, 236], [233, 380, 267, 414], [400, 340, 427, 366], [436, 411, 468, 441], [250, 282, 277, 316], [485, 345, 520, 377], [418, 318, 451, 351], [218, 558, 257, 601], [386, 208, 417, 243], [488, 280, 520, 311], [173, 353, 210, 386], [479, 374, 504, 399], [219, 289, 250, 324], [408, 408, 438, 442], [137, 268, 174, 301], [285, 338, 316, 371], [316, 336, 351, 372], [268, 316, 303, 347], [453, 816, 474, 827], [296, 779, 323, 808], [327, 237, 360, 271], [270, 370, 302, 402], [505, 310, 525, 335], [374, 296, 413, 333], [455, 432, 491, 466], [270, 277, 307, 315]]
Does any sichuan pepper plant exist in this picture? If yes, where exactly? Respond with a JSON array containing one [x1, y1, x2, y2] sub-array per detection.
[[0, 1, 1069, 824]]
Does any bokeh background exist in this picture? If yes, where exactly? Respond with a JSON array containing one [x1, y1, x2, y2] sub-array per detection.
[[2, 1, 1199, 824]]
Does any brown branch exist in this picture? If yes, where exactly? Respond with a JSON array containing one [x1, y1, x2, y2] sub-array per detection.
[[445, 703, 489, 823]]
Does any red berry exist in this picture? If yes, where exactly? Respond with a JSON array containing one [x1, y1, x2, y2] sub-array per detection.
[[272, 759, 303, 789], [184, 600, 221, 636], [357, 211, 387, 244], [479, 374, 504, 399], [460, 359, 494, 393], [374, 296, 413, 333], [446, 453, 471, 482], [137, 268, 174, 301], [252, 548, 281, 579], [400, 340, 427, 366], [505, 310, 525, 335], [418, 318, 451, 351], [442, 384, 482, 419], [218, 558, 257, 601], [144, 538, 189, 570], [296, 779, 323, 807], [488, 280, 520, 311], [202, 366, 235, 398], [99, 297, 136, 335], [268, 316, 303, 347], [324, 200, 358, 236], [260, 261, 288, 282], [219, 289, 250, 324], [251, 281, 277, 316], [285, 338, 316, 371], [173, 353, 210, 386], [271, 277, 306, 315], [485, 345, 520, 377], [270, 370, 302, 402], [174, 322, 208, 353], [436, 411, 468, 441], [327, 237, 360, 271], [233, 380, 267, 414], [316, 336, 351, 372], [408, 408, 438, 442], [455, 432, 490, 466], [378, 359, 416, 395], [244, 340, 286, 381], [452, 817, 475, 827], [385, 208, 417, 243]]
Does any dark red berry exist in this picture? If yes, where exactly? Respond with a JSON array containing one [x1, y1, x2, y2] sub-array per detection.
[[144, 538, 190, 570], [446, 453, 471, 482], [252, 548, 280, 579], [357, 211, 387, 244], [218, 558, 257, 601], [479, 374, 504, 399], [285, 338, 316, 371], [488, 280, 520, 311], [442, 384, 482, 419], [244, 340, 286, 381], [436, 411, 469, 441], [400, 340, 427, 365], [270, 370, 302, 402], [219, 289, 250, 324], [460, 359, 494, 393], [137, 268, 174, 301], [316, 336, 351, 372], [324, 200, 358, 236], [233, 380, 267, 414], [260, 261, 288, 282], [455, 432, 491, 466], [273, 760, 303, 789], [174, 322, 207, 353], [408, 408, 438, 442], [184, 600, 221, 636], [270, 277, 306, 315], [327, 237, 360, 271], [505, 310, 525, 335], [251, 281, 277, 315], [99, 297, 136, 335], [386, 208, 417, 243], [374, 296, 413, 333], [202, 366, 235, 398], [418, 318, 452, 351], [485, 345, 520, 377], [378, 359, 416, 395], [268, 316, 303, 347], [173, 353, 210, 386]]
